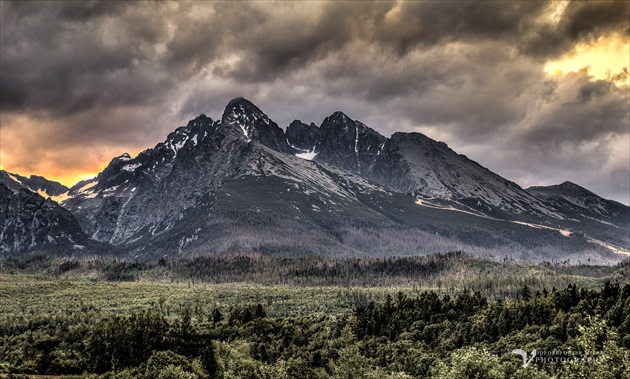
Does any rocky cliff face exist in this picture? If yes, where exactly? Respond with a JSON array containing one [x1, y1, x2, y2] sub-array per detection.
[[0, 183, 95, 255], [313, 112, 387, 176], [286, 120, 320, 151], [222, 97, 295, 154], [286, 112, 562, 222], [62, 114, 251, 245]]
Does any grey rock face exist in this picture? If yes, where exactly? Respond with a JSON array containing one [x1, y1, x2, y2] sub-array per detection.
[[58, 98, 630, 258], [286, 120, 320, 151], [366, 132, 563, 221], [286, 111, 562, 222], [62, 114, 251, 245], [222, 97, 295, 154], [314, 112, 387, 176], [0, 183, 94, 255], [526, 182, 630, 247]]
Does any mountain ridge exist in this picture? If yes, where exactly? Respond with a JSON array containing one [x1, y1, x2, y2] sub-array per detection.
[[0, 170, 69, 199], [1, 97, 627, 262], [0, 183, 105, 255]]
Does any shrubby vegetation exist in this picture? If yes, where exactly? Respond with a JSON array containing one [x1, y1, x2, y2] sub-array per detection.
[[1, 252, 626, 295], [0, 254, 628, 378]]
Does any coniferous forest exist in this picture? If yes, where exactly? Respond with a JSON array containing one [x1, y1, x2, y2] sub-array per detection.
[[0, 254, 629, 378]]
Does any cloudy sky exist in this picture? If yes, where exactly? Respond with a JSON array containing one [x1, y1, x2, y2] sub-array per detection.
[[1, 0, 628, 204]]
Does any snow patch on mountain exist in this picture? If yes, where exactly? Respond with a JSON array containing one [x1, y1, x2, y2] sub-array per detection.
[[121, 163, 142, 172], [296, 150, 318, 160], [415, 198, 493, 219]]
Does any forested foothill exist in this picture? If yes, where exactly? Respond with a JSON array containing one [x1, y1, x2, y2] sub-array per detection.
[[0, 253, 628, 378]]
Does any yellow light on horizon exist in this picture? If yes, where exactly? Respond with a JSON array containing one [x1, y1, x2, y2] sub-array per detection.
[[0, 168, 101, 188], [66, 172, 100, 185], [544, 34, 629, 85]]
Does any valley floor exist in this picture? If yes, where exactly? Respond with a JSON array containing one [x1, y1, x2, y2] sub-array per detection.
[[0, 253, 628, 378]]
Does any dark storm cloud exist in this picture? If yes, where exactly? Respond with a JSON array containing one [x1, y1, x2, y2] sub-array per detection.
[[373, 1, 546, 54], [522, 1, 630, 59], [207, 1, 547, 82], [564, 1, 629, 40], [0, 0, 628, 203], [526, 74, 629, 145], [209, 0, 627, 81], [1, 0, 625, 115], [225, 1, 397, 82], [1, 1, 170, 116]]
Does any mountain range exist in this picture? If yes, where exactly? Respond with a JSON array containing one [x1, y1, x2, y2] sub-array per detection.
[[2, 97, 628, 263]]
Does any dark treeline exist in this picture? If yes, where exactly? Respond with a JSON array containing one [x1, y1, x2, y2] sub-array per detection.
[[1, 253, 627, 296], [0, 252, 458, 280], [171, 253, 450, 284], [0, 283, 629, 378]]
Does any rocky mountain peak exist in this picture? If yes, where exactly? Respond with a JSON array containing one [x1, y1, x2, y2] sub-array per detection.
[[221, 97, 294, 153], [526, 181, 628, 230], [221, 97, 268, 134], [113, 153, 132, 162], [529, 181, 595, 199], [557, 181, 590, 193], [187, 113, 212, 125], [312, 111, 387, 174], [179, 113, 216, 137], [287, 119, 315, 129], [330, 111, 350, 120], [321, 111, 354, 131], [83, 113, 219, 197], [390, 131, 449, 149]]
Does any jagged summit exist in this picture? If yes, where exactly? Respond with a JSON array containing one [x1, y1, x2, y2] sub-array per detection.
[[222, 97, 294, 153], [222, 97, 265, 124], [324, 111, 352, 123], [313, 112, 387, 175], [225, 96, 250, 107]]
